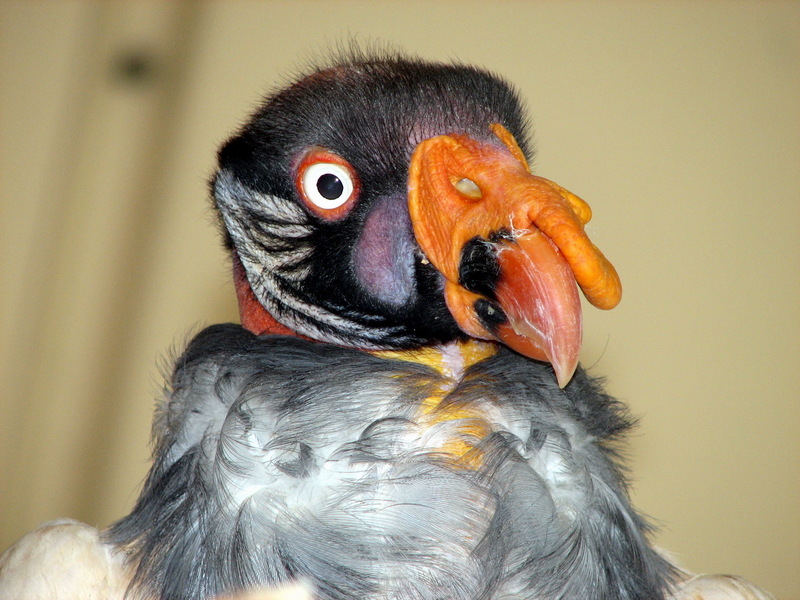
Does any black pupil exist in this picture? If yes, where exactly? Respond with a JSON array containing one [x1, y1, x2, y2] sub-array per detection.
[[317, 173, 344, 200]]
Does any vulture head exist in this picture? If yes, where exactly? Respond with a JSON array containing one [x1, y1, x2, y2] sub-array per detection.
[[212, 54, 620, 387]]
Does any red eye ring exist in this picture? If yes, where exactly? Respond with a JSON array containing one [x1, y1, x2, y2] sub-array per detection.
[[295, 148, 360, 220]]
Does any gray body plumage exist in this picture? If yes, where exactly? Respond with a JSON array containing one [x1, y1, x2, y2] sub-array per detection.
[[108, 324, 674, 600]]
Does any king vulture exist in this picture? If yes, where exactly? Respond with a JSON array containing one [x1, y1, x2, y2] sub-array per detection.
[[0, 52, 774, 600]]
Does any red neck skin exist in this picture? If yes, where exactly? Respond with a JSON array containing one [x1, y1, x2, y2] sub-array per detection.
[[232, 253, 304, 338]]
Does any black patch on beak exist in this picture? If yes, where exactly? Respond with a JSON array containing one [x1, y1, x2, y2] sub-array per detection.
[[474, 298, 508, 333], [459, 237, 500, 300]]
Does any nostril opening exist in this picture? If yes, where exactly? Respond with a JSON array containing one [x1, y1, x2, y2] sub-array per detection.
[[453, 177, 482, 199]]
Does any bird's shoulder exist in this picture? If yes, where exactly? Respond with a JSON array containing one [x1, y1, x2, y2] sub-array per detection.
[[0, 519, 130, 600]]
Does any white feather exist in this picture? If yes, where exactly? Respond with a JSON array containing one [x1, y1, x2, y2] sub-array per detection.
[[0, 520, 129, 600]]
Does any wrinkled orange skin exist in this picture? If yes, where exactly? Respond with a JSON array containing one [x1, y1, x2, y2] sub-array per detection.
[[408, 125, 621, 311]]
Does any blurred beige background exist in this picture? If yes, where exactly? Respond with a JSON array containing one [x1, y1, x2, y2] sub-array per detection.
[[1, 1, 798, 597]]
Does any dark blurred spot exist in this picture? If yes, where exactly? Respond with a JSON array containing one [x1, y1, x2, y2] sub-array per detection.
[[112, 49, 158, 86]]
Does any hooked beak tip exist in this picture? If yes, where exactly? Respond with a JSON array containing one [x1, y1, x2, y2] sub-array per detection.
[[552, 356, 578, 388]]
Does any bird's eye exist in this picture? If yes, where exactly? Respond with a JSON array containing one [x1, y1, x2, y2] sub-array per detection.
[[302, 163, 353, 208], [296, 149, 360, 220]]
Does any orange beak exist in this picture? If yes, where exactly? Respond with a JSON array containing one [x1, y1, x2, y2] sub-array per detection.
[[408, 124, 621, 387]]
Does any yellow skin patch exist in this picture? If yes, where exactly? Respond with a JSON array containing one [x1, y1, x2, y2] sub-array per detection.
[[372, 340, 499, 467]]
